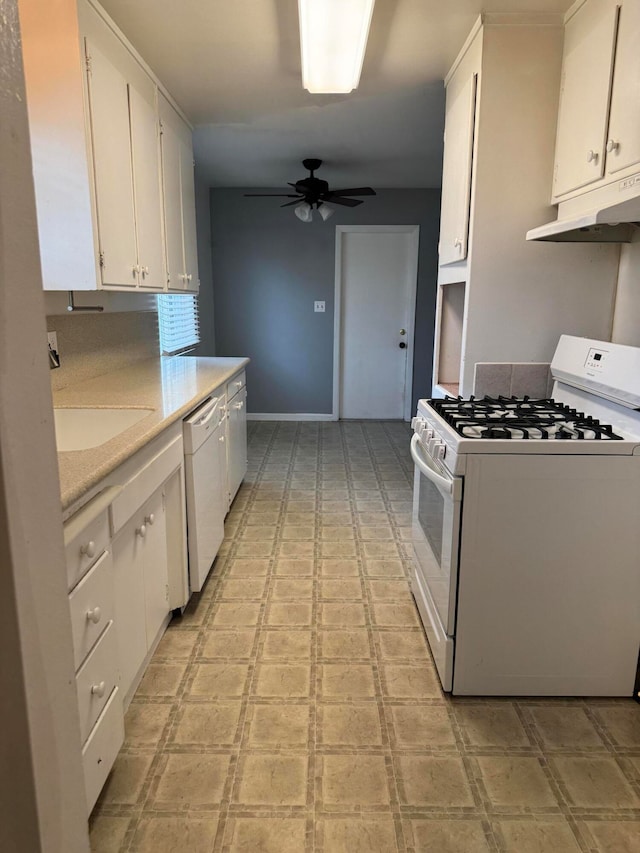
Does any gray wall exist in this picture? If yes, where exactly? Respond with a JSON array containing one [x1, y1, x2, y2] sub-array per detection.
[[207, 188, 440, 415]]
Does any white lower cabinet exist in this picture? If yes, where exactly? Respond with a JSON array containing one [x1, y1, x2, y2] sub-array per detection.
[[112, 485, 171, 702], [111, 514, 148, 702], [82, 687, 124, 814], [64, 426, 186, 814], [75, 621, 119, 744], [226, 380, 248, 505]]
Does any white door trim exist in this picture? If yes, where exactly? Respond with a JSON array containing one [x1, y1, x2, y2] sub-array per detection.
[[333, 225, 420, 422]]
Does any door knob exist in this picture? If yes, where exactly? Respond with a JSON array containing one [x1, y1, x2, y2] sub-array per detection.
[[399, 342, 407, 349]]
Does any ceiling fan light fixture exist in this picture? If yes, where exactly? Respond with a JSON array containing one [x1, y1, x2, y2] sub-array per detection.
[[317, 202, 335, 221], [294, 201, 313, 222], [298, 0, 375, 94]]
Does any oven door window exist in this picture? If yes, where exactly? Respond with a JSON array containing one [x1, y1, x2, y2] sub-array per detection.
[[413, 465, 462, 635]]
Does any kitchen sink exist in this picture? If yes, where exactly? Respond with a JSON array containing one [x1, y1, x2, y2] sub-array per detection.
[[54, 407, 154, 452]]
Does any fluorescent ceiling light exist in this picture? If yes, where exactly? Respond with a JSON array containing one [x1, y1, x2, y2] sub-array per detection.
[[299, 0, 375, 94]]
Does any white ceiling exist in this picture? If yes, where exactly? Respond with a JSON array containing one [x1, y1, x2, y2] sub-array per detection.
[[99, 0, 572, 189]]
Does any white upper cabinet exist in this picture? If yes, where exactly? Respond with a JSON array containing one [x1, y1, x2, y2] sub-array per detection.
[[438, 72, 477, 266], [606, 0, 640, 174], [180, 139, 199, 292], [85, 39, 138, 288], [128, 86, 165, 290], [19, 0, 197, 294], [552, 0, 620, 198], [160, 96, 200, 293]]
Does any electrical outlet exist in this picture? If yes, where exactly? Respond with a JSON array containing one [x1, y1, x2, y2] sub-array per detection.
[[48, 331, 58, 353], [314, 301, 325, 313]]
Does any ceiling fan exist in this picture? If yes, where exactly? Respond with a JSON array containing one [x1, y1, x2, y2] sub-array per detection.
[[244, 159, 376, 221]]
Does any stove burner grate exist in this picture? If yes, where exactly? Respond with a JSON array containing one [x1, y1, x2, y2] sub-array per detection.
[[429, 396, 624, 440]]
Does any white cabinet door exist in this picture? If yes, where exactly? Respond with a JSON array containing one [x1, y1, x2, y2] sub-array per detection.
[[439, 72, 477, 266], [85, 39, 137, 288], [227, 388, 247, 504], [553, 0, 620, 197], [218, 412, 230, 515], [180, 138, 199, 292], [112, 487, 169, 697], [129, 85, 165, 290], [141, 490, 169, 648], [112, 513, 147, 698], [606, 1, 640, 174], [160, 118, 186, 291]]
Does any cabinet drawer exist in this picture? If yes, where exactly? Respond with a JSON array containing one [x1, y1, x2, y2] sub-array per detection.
[[110, 434, 183, 533], [226, 371, 246, 400], [82, 686, 124, 815], [68, 550, 114, 670], [64, 504, 110, 591], [76, 621, 119, 745]]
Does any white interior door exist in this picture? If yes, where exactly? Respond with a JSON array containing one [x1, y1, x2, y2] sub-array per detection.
[[337, 227, 419, 420]]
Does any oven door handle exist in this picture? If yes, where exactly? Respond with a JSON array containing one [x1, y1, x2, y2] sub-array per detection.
[[410, 434, 453, 495]]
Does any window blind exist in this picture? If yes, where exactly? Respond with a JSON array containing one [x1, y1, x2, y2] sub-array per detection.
[[157, 294, 200, 356]]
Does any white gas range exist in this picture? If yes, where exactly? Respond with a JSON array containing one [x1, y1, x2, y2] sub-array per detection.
[[410, 335, 640, 696]]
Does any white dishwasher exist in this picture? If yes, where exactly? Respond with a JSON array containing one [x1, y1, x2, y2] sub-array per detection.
[[183, 396, 226, 592]]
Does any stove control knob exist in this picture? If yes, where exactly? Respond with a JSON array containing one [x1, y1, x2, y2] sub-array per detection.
[[411, 417, 419, 431], [423, 428, 434, 441], [436, 443, 446, 461], [427, 437, 438, 455]]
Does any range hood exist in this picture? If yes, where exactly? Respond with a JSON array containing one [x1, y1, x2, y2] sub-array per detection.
[[527, 177, 640, 243]]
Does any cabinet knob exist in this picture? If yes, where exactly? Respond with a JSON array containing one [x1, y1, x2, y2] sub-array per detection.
[[454, 237, 462, 248], [145, 513, 155, 526], [235, 401, 243, 410], [141, 266, 150, 277], [136, 524, 147, 538], [586, 149, 599, 163], [133, 264, 141, 275], [86, 606, 102, 625], [90, 681, 106, 698], [606, 139, 619, 153], [80, 541, 96, 559], [186, 273, 193, 282], [219, 435, 225, 443]]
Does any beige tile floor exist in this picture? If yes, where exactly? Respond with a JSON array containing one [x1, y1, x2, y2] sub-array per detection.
[[90, 421, 640, 852]]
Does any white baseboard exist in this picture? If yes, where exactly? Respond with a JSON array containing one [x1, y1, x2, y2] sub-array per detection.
[[247, 413, 335, 422]]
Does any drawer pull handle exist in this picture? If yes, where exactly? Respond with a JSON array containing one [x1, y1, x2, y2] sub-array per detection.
[[136, 524, 147, 538], [145, 513, 155, 526], [80, 541, 96, 559], [86, 606, 102, 625], [91, 681, 106, 698]]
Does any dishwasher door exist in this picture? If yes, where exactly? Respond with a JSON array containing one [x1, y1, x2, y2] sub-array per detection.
[[183, 397, 225, 591]]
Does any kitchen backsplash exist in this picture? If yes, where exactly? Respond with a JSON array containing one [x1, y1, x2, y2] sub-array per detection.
[[473, 362, 552, 399], [47, 310, 159, 391]]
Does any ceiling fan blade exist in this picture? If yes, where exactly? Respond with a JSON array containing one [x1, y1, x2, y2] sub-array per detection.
[[243, 193, 301, 197], [328, 197, 364, 207], [325, 187, 376, 197], [280, 199, 304, 207]]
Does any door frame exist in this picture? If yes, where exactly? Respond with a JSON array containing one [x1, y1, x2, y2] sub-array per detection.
[[333, 224, 420, 422]]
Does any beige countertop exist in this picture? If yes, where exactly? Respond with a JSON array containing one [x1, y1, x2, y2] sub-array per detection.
[[54, 356, 249, 512]]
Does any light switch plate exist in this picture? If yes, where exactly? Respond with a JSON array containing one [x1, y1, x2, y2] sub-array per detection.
[[48, 331, 58, 352], [314, 301, 325, 313]]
